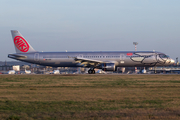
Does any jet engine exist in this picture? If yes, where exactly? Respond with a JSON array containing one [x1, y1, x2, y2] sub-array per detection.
[[98, 63, 116, 71]]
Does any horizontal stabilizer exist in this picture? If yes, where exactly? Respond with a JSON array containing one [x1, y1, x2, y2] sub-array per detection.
[[8, 54, 27, 59]]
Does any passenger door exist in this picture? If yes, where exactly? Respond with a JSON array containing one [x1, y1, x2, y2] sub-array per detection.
[[34, 53, 39, 62]]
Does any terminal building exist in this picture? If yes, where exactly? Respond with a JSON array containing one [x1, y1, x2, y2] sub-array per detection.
[[0, 60, 179, 74]]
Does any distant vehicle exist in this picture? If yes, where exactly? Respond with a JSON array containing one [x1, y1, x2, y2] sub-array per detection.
[[53, 70, 60, 74], [8, 30, 175, 74], [8, 70, 15, 74]]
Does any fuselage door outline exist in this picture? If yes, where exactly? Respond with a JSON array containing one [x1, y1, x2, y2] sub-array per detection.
[[34, 53, 39, 61], [120, 54, 125, 61]]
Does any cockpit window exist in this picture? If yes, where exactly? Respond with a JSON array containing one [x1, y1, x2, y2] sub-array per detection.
[[159, 54, 169, 58]]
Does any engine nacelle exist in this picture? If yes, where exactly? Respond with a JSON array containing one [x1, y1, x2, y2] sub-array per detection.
[[98, 63, 116, 71]]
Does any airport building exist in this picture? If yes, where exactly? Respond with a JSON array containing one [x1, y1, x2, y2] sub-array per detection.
[[0, 61, 179, 74]]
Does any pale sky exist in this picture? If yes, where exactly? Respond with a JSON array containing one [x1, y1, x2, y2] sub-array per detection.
[[0, 0, 180, 61]]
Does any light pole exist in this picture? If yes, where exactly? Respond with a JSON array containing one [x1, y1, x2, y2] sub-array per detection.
[[133, 42, 138, 73], [133, 42, 138, 51]]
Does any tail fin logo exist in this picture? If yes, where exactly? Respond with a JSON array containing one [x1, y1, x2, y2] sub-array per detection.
[[14, 36, 29, 52]]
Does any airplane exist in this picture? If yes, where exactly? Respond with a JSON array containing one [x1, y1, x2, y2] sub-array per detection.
[[8, 30, 175, 74]]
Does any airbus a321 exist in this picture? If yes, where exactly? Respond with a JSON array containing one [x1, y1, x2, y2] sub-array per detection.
[[8, 30, 175, 74]]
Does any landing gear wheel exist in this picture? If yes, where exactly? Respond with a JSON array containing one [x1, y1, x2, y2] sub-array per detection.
[[88, 70, 92, 74], [88, 70, 95, 74]]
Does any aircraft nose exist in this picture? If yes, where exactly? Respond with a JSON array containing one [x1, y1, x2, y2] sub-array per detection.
[[170, 59, 175, 64], [165, 58, 175, 65]]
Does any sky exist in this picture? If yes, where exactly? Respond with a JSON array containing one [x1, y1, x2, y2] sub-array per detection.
[[0, 0, 180, 61]]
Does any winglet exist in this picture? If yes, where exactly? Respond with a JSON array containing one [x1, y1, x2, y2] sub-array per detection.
[[11, 30, 37, 53]]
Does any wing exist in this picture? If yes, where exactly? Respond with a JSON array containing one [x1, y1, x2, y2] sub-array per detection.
[[74, 57, 109, 67]]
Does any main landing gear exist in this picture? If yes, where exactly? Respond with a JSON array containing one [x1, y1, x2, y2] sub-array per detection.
[[88, 68, 95, 74]]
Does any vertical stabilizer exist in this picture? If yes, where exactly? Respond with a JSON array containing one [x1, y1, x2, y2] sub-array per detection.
[[11, 30, 36, 53]]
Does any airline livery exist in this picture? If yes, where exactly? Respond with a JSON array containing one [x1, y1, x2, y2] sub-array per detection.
[[8, 30, 175, 74]]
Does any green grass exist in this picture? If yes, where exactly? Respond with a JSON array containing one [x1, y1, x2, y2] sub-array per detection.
[[0, 75, 180, 119]]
